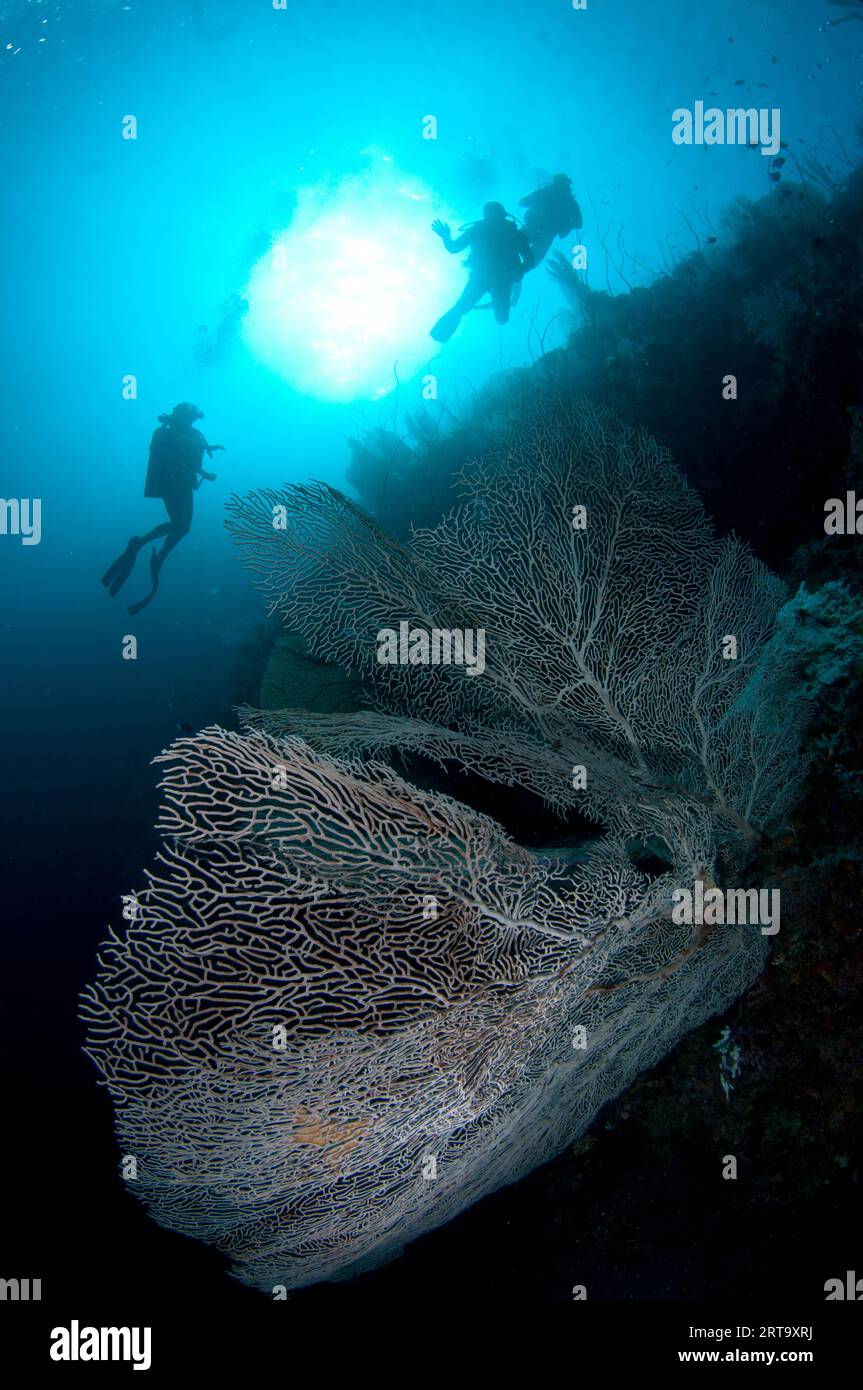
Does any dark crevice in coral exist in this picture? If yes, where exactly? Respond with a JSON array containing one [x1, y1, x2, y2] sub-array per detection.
[[392, 749, 597, 851]]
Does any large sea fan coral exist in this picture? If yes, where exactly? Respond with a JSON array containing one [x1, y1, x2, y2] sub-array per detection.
[[83, 399, 811, 1291], [226, 398, 807, 854]]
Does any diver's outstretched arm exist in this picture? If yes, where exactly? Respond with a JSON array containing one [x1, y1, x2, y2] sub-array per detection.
[[431, 219, 470, 253]]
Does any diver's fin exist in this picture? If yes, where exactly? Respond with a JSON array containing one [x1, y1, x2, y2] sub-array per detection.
[[430, 310, 460, 343], [127, 549, 161, 616], [101, 536, 143, 598]]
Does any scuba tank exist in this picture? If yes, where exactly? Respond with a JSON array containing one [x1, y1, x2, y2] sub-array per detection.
[[144, 426, 207, 499]]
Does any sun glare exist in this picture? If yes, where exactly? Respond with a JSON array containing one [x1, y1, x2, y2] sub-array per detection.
[[243, 163, 463, 402]]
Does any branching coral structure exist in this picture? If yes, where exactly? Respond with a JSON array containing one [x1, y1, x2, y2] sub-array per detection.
[[227, 398, 808, 856], [83, 400, 814, 1291]]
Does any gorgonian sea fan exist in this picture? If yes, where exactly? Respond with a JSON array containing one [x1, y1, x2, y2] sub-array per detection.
[[225, 397, 807, 854], [82, 399, 810, 1290]]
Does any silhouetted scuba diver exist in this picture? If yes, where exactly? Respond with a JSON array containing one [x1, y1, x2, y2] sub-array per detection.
[[519, 173, 583, 266], [101, 402, 223, 615], [430, 201, 534, 343]]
